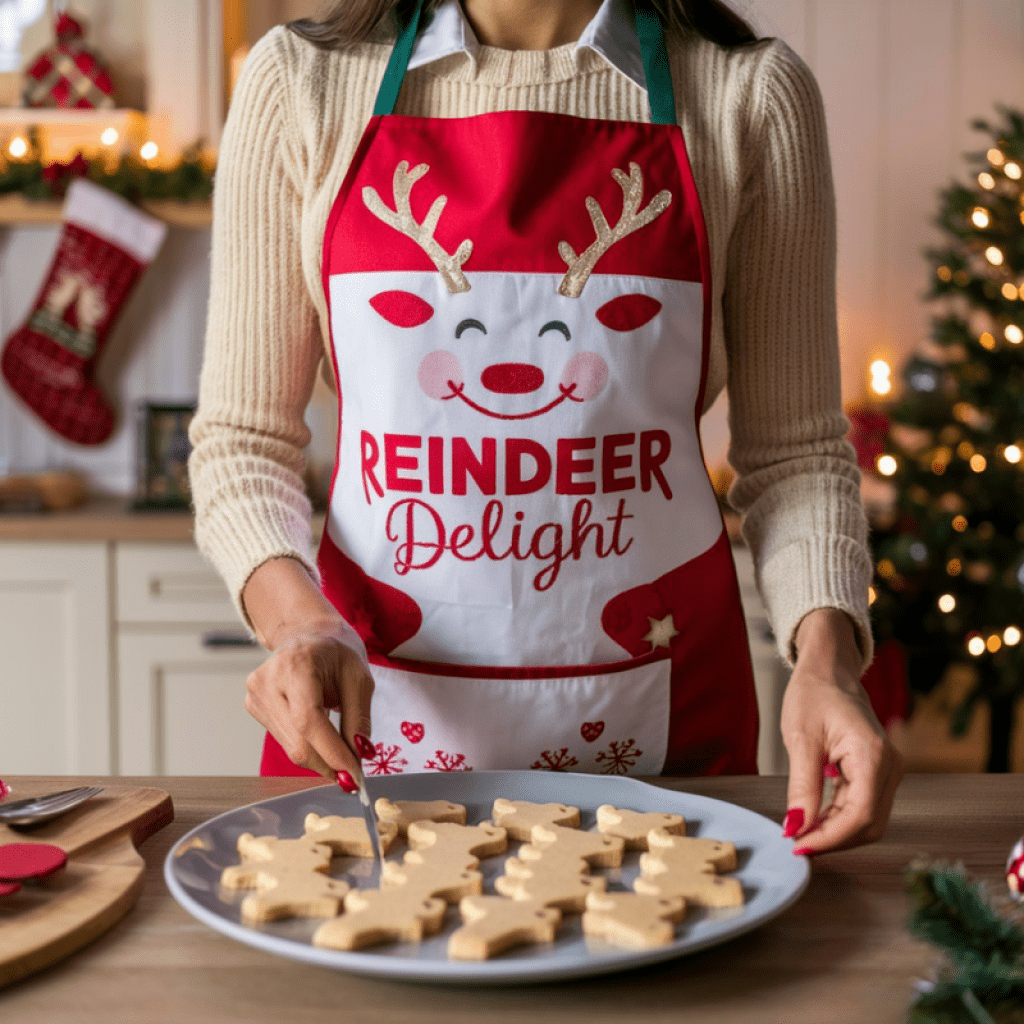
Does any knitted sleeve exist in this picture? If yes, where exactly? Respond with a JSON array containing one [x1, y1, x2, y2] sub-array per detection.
[[188, 26, 323, 630], [723, 39, 874, 673]]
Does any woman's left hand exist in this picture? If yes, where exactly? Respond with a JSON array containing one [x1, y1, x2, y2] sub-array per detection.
[[779, 609, 906, 855]]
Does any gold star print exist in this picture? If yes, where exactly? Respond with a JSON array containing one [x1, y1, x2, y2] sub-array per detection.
[[643, 614, 679, 649]]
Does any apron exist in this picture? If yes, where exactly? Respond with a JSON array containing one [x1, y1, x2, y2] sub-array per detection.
[[260, 0, 759, 778]]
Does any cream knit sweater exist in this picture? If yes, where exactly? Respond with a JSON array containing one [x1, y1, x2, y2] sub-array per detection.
[[188, 18, 875, 674]]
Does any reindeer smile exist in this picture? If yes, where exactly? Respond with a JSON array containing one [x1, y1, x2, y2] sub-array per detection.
[[443, 380, 581, 420]]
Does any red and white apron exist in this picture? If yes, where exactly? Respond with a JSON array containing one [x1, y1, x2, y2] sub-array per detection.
[[261, 0, 759, 778]]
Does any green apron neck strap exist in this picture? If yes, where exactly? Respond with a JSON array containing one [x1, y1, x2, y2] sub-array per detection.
[[372, 0, 676, 125], [373, 0, 426, 116], [633, 0, 676, 125]]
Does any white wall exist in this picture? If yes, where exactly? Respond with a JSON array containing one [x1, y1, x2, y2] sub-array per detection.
[[2, 0, 1023, 489]]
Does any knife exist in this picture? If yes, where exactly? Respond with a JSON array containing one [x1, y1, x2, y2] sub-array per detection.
[[307, 749, 384, 877]]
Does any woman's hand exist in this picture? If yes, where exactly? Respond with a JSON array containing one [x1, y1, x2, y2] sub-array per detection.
[[242, 557, 375, 787], [780, 608, 905, 855]]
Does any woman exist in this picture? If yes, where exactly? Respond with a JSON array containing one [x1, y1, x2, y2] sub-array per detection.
[[189, 0, 904, 856]]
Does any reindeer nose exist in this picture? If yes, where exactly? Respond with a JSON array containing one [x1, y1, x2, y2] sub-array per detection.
[[480, 363, 545, 394]]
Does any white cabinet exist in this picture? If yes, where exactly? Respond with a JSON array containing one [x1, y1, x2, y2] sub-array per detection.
[[114, 544, 267, 775], [0, 537, 785, 776], [0, 543, 112, 774]]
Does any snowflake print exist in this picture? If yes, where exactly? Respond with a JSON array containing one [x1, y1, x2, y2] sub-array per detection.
[[423, 750, 472, 772], [530, 748, 580, 771], [595, 738, 643, 775], [365, 742, 409, 775]]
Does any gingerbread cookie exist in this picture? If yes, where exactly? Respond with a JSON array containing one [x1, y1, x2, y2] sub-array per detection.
[[494, 865, 606, 912], [525, 823, 624, 868], [313, 887, 447, 950], [448, 895, 561, 960], [381, 856, 484, 903], [220, 833, 348, 924], [303, 813, 399, 857], [406, 820, 508, 864], [489, 799, 581, 841], [633, 869, 744, 908], [595, 805, 685, 850], [582, 891, 686, 949], [373, 798, 468, 838], [641, 829, 738, 873]]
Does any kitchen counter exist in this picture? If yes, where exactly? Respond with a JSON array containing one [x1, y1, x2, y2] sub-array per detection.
[[2, 773, 1019, 1022]]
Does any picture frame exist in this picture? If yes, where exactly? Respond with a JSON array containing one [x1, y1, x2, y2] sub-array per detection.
[[132, 400, 196, 510]]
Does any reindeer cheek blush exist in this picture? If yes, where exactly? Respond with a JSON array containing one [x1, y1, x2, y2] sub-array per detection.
[[560, 352, 609, 401], [418, 350, 464, 400]]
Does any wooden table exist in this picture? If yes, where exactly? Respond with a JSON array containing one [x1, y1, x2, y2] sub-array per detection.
[[2, 774, 1020, 1023]]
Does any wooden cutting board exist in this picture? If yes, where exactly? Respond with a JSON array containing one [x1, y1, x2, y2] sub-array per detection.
[[0, 786, 173, 988]]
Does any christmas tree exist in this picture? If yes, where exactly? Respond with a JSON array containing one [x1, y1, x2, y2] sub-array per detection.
[[868, 105, 1024, 773]]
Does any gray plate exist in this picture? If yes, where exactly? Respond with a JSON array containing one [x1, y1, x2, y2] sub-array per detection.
[[164, 771, 809, 984]]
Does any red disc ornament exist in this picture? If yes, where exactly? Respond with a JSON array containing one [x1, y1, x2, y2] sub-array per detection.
[[0, 842, 68, 881]]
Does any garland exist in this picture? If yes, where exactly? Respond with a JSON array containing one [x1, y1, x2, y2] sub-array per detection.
[[906, 858, 1024, 1023], [0, 127, 213, 204]]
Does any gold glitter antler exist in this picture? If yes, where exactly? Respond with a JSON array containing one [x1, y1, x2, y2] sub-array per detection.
[[557, 162, 672, 298], [363, 161, 473, 294]]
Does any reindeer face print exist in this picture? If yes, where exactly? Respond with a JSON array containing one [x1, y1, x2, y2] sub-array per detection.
[[359, 161, 672, 422]]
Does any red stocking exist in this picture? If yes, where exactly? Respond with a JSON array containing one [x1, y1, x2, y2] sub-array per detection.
[[1, 178, 167, 445]]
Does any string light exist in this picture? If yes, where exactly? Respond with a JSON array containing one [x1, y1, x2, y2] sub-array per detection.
[[876, 454, 898, 476], [971, 206, 991, 228], [139, 141, 158, 162], [1007, 324, 1024, 344], [988, 148, 1005, 166], [938, 593, 956, 613], [868, 586, 877, 605], [1005, 444, 1022, 464], [957, 441, 975, 459], [100, 127, 118, 146], [979, 331, 997, 349], [953, 515, 968, 532], [970, 453, 987, 472], [7, 135, 26, 158], [968, 634, 986, 656], [1006, 626, 1022, 646], [1002, 282, 1018, 299], [1005, 161, 1022, 180], [869, 359, 892, 396], [987, 633, 1002, 652], [947, 558, 962, 575], [985, 245, 1004, 265], [877, 559, 896, 579], [979, 171, 996, 189], [937, 265, 953, 282]]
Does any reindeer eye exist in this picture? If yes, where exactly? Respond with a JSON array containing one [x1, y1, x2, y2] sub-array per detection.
[[455, 318, 487, 338], [539, 320, 571, 340]]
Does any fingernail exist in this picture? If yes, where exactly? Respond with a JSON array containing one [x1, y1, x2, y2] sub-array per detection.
[[782, 808, 805, 838], [792, 847, 815, 857], [353, 733, 375, 760], [823, 762, 840, 779], [335, 770, 358, 793]]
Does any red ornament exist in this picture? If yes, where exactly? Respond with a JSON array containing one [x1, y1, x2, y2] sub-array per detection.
[[580, 720, 605, 743], [847, 406, 891, 472], [1007, 837, 1024, 901], [22, 7, 115, 109]]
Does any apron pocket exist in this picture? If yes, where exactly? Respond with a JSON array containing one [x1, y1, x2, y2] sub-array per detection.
[[360, 654, 671, 776]]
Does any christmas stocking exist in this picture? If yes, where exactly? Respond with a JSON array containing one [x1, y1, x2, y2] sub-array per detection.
[[1, 178, 167, 445]]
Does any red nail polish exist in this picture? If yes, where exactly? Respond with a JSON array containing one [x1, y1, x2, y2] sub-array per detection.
[[353, 733, 375, 760], [823, 762, 840, 779], [792, 847, 815, 857], [782, 808, 805, 838], [335, 770, 357, 793]]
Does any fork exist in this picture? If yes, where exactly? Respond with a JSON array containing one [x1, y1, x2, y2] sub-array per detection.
[[0, 786, 103, 828]]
